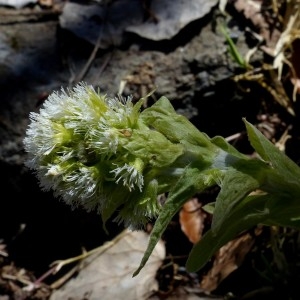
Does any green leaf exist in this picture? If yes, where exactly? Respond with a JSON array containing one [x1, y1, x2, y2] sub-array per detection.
[[211, 167, 261, 233], [141, 97, 214, 148], [211, 135, 248, 159], [244, 119, 300, 181], [186, 120, 300, 273], [219, 25, 249, 69], [186, 193, 272, 272], [265, 195, 300, 229], [202, 202, 215, 214], [133, 167, 214, 277]]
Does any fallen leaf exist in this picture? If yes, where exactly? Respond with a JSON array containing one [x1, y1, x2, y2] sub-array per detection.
[[59, 0, 144, 48], [59, 0, 218, 48], [38, 0, 52, 7], [200, 232, 255, 292], [179, 198, 206, 244], [0, 0, 37, 8], [49, 229, 165, 300], [126, 0, 218, 41], [232, 0, 281, 50]]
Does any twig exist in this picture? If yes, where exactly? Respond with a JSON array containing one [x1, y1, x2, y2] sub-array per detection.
[[22, 230, 130, 292], [72, 33, 103, 84], [225, 132, 242, 142], [71, 3, 110, 84], [50, 264, 81, 290], [50, 229, 129, 274]]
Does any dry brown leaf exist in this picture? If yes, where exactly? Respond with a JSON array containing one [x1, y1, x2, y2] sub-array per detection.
[[179, 198, 206, 244], [38, 0, 52, 7], [233, 0, 281, 49], [49, 230, 165, 300], [200, 232, 255, 292]]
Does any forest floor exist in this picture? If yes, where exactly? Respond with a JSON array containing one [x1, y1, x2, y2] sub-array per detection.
[[0, 0, 300, 299]]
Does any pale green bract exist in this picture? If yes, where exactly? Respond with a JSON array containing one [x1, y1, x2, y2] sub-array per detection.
[[23, 82, 300, 277]]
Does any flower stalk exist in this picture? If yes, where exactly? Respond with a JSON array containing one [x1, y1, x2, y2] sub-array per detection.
[[23, 82, 300, 276]]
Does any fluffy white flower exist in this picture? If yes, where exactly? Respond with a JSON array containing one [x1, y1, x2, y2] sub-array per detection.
[[23, 82, 186, 228], [110, 162, 144, 192]]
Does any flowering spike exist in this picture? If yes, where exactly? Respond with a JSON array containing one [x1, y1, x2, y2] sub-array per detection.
[[23, 82, 186, 228], [23, 82, 300, 278]]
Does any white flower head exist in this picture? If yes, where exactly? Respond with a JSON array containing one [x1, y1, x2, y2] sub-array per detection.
[[86, 123, 119, 157], [23, 114, 73, 169], [105, 95, 134, 126], [110, 160, 144, 192], [23, 82, 186, 229]]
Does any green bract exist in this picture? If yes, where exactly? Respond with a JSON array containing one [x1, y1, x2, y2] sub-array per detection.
[[24, 82, 300, 277]]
